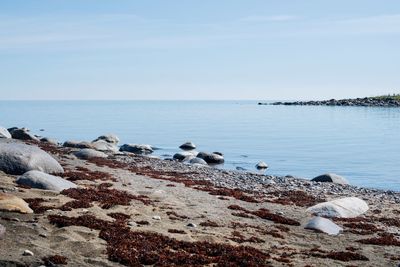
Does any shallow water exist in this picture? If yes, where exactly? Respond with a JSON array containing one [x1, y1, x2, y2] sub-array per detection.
[[0, 100, 399, 191]]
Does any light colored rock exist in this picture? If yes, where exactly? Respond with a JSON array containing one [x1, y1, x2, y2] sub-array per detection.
[[311, 173, 349, 185], [0, 224, 5, 239], [40, 137, 58, 145], [189, 157, 208, 165], [307, 197, 369, 218], [152, 215, 161, 220], [63, 140, 93, 149], [0, 139, 64, 175], [197, 152, 224, 164], [74, 148, 108, 159], [93, 134, 120, 144], [173, 151, 196, 162], [256, 161, 268, 169], [9, 128, 39, 141], [0, 193, 33, 214], [120, 144, 153, 154], [305, 216, 343, 235], [91, 140, 118, 152], [0, 127, 11, 139], [179, 141, 196, 150], [16, 170, 76, 192], [23, 250, 34, 256]]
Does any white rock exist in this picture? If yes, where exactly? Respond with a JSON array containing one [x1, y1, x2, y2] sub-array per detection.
[[305, 216, 343, 235], [307, 197, 369, 218], [152, 215, 161, 220], [91, 140, 118, 152], [93, 134, 120, 144], [23, 250, 34, 256], [0, 127, 11, 139], [17, 170, 77, 192], [311, 173, 349, 185]]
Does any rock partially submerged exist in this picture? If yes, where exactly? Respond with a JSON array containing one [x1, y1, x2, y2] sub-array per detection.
[[305, 216, 343, 235], [0, 193, 33, 214], [0, 127, 11, 139], [16, 170, 77, 192], [120, 144, 153, 155], [173, 151, 197, 162], [256, 162, 268, 169], [74, 149, 108, 160], [197, 152, 224, 164], [312, 173, 349, 185], [0, 140, 64, 175], [179, 141, 196, 150], [307, 197, 369, 218], [93, 134, 120, 144]]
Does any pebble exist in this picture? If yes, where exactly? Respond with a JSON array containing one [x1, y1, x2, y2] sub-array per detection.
[[39, 233, 47, 238], [23, 249, 34, 256], [152, 215, 161, 220], [128, 221, 137, 227], [187, 223, 197, 228]]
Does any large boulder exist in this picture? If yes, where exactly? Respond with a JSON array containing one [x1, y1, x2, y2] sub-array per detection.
[[0, 140, 64, 175], [63, 140, 93, 149], [179, 141, 196, 150], [304, 216, 343, 235], [91, 140, 118, 152], [16, 170, 76, 192], [93, 134, 120, 144], [311, 173, 349, 185], [197, 152, 224, 164], [307, 197, 369, 218], [8, 128, 39, 141], [0, 193, 33, 214], [74, 148, 108, 160], [120, 144, 153, 155], [173, 151, 197, 162], [0, 127, 11, 139]]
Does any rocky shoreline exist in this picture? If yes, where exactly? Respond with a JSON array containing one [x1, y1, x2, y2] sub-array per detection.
[[1, 126, 400, 266], [259, 96, 400, 107]]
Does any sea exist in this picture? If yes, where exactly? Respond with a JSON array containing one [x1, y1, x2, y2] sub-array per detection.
[[1, 100, 399, 191]]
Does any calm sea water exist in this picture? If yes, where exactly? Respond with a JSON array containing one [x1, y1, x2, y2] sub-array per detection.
[[0, 101, 399, 191]]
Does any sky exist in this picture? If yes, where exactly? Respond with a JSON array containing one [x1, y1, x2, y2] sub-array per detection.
[[0, 0, 399, 100]]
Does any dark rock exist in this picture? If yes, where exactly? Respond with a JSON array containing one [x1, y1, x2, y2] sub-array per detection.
[[197, 152, 224, 164], [63, 140, 93, 149], [120, 144, 153, 154], [311, 173, 349, 185], [179, 141, 196, 150]]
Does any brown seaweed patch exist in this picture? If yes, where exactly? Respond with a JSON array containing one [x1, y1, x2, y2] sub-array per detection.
[[229, 231, 264, 244], [266, 190, 325, 207], [24, 198, 53, 213], [59, 169, 116, 182], [59, 200, 92, 211], [343, 222, 382, 235], [42, 255, 68, 266], [357, 233, 400, 246], [108, 212, 130, 223], [199, 220, 220, 227], [166, 211, 189, 221], [251, 208, 300, 226], [136, 220, 150, 225], [168, 229, 186, 234], [307, 248, 369, 262], [232, 212, 254, 219]]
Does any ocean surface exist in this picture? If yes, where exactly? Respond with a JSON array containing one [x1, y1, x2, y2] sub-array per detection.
[[1, 100, 399, 191]]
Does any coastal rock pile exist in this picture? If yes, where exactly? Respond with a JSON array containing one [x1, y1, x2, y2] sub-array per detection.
[[265, 97, 400, 107]]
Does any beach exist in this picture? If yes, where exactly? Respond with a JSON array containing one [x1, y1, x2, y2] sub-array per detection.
[[1, 131, 400, 267]]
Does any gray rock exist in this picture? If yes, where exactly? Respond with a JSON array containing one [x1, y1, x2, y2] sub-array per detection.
[[304, 216, 343, 235], [307, 197, 369, 218], [74, 149, 108, 160], [0, 224, 5, 239], [173, 151, 196, 162], [179, 141, 196, 150], [23, 250, 34, 256], [120, 144, 153, 154], [40, 137, 58, 145], [91, 140, 118, 152], [17, 170, 76, 192], [256, 161, 268, 169], [311, 173, 349, 185], [8, 128, 39, 141], [63, 140, 93, 149], [0, 127, 11, 139], [189, 157, 208, 165], [0, 139, 64, 175], [197, 152, 224, 164], [93, 134, 120, 144]]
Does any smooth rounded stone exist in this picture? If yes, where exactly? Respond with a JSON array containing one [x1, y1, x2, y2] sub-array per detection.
[[197, 152, 224, 164], [40, 137, 58, 145], [0, 127, 11, 139], [23, 250, 34, 256], [179, 141, 196, 150], [91, 140, 118, 152], [93, 134, 120, 144], [173, 151, 196, 162], [187, 223, 197, 228], [311, 173, 349, 185], [189, 157, 207, 165], [0, 139, 64, 175], [307, 197, 369, 218], [256, 161, 268, 169], [63, 140, 93, 149], [73, 148, 108, 160], [305, 216, 343, 235], [152, 215, 161, 220], [17, 170, 77, 192], [0, 193, 33, 214], [9, 128, 39, 141], [0, 224, 5, 239], [120, 144, 153, 154]]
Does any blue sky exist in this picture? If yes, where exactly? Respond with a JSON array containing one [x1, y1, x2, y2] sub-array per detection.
[[0, 0, 399, 100]]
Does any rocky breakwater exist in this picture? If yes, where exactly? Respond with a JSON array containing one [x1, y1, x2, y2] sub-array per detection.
[[263, 95, 400, 107]]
